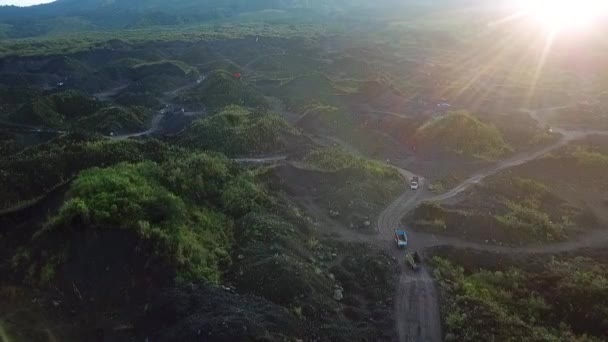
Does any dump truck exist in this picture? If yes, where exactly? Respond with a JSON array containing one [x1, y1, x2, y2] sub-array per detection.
[[394, 229, 408, 248], [410, 176, 419, 190], [405, 251, 421, 271]]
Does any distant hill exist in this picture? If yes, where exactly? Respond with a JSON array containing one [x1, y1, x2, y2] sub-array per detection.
[[0, 0, 408, 38]]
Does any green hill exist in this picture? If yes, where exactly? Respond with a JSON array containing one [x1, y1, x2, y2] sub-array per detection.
[[131, 60, 198, 80], [181, 70, 268, 111], [176, 105, 298, 156], [10, 90, 151, 133], [413, 111, 511, 160], [11, 91, 103, 128]]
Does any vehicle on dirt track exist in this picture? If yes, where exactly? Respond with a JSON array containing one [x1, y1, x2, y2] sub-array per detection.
[[394, 229, 408, 248], [405, 251, 420, 271], [410, 176, 419, 190]]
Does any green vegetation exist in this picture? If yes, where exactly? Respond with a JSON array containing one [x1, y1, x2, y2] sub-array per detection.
[[433, 257, 608, 341], [181, 70, 268, 111], [296, 103, 354, 134], [131, 60, 198, 80], [9, 91, 151, 133], [230, 205, 397, 339], [491, 177, 586, 241], [0, 134, 176, 211], [265, 73, 340, 111], [37, 152, 267, 283], [0, 22, 326, 58], [11, 91, 102, 127], [496, 202, 565, 242], [292, 148, 403, 228], [176, 105, 298, 156], [303, 147, 400, 180], [411, 176, 590, 243], [0, 4, 603, 339], [570, 146, 608, 167], [0, 87, 41, 114], [479, 111, 559, 150], [413, 111, 511, 160]]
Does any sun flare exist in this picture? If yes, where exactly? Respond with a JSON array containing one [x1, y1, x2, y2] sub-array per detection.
[[515, 0, 608, 31]]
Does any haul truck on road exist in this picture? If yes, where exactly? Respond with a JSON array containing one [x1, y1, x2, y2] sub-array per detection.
[[405, 251, 421, 271], [410, 176, 419, 190], [394, 230, 408, 248]]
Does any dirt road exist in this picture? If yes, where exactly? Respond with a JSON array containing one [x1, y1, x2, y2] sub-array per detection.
[[377, 105, 608, 342], [395, 267, 442, 342], [109, 79, 203, 140]]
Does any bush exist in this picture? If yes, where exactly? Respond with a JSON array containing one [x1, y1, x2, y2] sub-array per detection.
[[221, 173, 269, 217]]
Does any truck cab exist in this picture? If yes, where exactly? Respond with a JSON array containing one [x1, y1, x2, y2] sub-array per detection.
[[410, 176, 419, 190], [394, 229, 408, 248]]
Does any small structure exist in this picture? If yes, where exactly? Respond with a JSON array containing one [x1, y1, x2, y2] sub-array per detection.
[[232, 72, 242, 80]]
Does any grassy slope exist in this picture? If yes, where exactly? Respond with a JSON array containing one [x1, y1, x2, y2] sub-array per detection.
[[411, 175, 595, 243], [413, 111, 511, 160], [175, 105, 299, 156], [9, 91, 152, 133], [181, 70, 268, 111], [433, 256, 608, 342]]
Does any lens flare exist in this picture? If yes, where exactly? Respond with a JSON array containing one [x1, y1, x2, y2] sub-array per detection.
[[515, 0, 608, 31]]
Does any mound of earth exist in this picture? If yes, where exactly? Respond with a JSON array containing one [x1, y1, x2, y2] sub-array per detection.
[[547, 105, 608, 130], [411, 111, 511, 160], [475, 110, 559, 151], [175, 105, 310, 156], [266, 150, 402, 232], [130, 60, 197, 80], [137, 283, 306, 342], [11, 90, 103, 127], [264, 73, 340, 111], [0, 135, 175, 212], [181, 70, 268, 111], [410, 174, 600, 244], [9, 90, 152, 133], [0, 155, 398, 341]]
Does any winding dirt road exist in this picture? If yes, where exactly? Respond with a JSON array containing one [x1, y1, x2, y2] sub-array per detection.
[[376, 106, 608, 342], [109, 78, 203, 140]]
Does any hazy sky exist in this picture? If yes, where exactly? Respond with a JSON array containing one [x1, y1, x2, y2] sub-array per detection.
[[0, 0, 54, 6]]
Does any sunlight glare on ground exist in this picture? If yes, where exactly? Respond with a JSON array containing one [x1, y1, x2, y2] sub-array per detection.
[[514, 0, 608, 32]]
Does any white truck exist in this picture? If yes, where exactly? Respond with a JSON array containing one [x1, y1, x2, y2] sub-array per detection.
[[410, 176, 419, 190]]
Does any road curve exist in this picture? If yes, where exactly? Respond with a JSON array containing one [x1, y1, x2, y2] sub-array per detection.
[[109, 79, 203, 140], [378, 105, 608, 342]]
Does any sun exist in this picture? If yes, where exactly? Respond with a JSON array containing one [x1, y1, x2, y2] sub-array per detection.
[[515, 0, 608, 31]]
